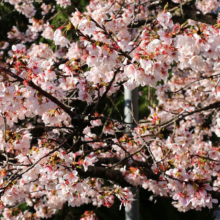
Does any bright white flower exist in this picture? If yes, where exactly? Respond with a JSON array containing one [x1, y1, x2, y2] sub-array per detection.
[[157, 11, 173, 29], [54, 29, 70, 47]]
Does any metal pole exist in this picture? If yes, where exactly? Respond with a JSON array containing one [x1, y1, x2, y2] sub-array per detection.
[[124, 87, 139, 220]]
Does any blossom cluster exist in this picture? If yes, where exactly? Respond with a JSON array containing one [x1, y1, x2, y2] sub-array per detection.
[[0, 0, 220, 219]]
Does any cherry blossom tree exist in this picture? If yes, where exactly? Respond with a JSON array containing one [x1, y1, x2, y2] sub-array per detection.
[[0, 0, 220, 219]]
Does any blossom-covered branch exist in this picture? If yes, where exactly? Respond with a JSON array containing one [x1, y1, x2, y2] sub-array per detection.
[[1, 0, 220, 219]]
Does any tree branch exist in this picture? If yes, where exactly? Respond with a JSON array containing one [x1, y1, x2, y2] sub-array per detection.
[[0, 67, 75, 117]]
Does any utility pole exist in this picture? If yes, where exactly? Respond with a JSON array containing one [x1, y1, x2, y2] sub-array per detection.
[[124, 87, 139, 220]]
